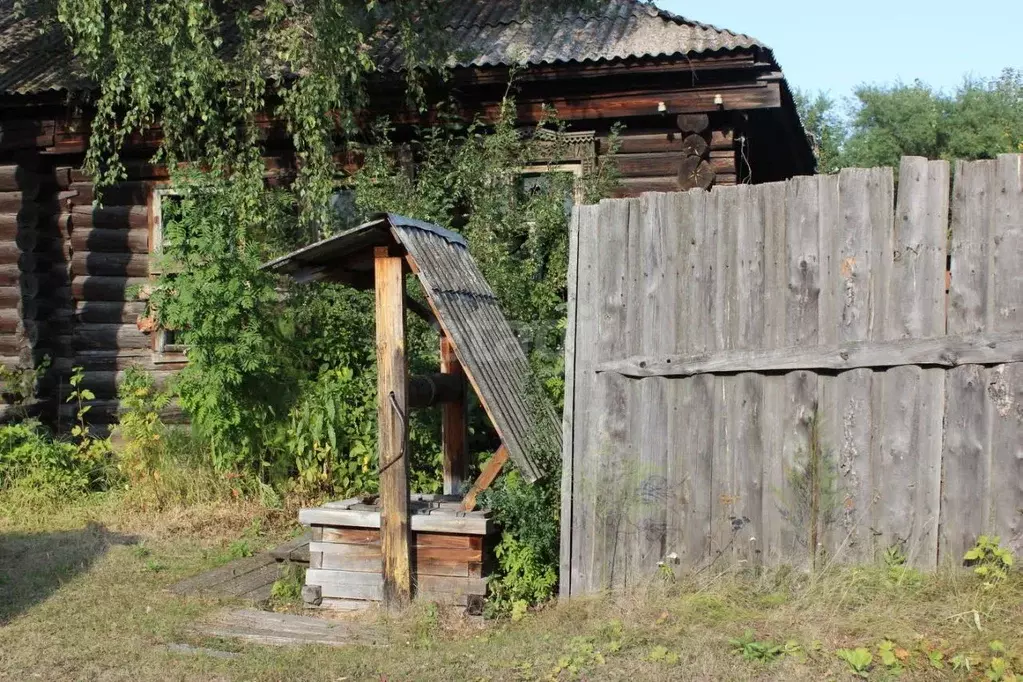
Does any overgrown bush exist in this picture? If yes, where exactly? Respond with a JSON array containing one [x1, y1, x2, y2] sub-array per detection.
[[0, 420, 105, 498]]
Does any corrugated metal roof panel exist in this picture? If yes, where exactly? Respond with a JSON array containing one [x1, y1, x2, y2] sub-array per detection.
[[0, 0, 766, 95], [263, 213, 560, 482]]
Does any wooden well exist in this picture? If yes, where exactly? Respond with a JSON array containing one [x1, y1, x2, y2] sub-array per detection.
[[300, 494, 494, 612], [265, 215, 560, 612]]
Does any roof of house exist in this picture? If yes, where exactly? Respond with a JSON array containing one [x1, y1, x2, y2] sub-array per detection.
[[0, 0, 768, 95], [263, 213, 562, 483]]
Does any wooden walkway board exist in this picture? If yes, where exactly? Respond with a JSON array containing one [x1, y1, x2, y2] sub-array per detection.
[[196, 608, 387, 647], [169, 536, 312, 601]]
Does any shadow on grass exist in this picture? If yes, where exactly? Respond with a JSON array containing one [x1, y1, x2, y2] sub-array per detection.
[[0, 521, 139, 624]]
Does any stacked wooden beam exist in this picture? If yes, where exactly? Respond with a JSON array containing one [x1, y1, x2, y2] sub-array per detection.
[[0, 160, 73, 378], [299, 495, 494, 612], [604, 115, 738, 198]]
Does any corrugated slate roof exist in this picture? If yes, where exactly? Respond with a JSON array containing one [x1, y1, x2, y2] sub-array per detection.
[[0, 0, 766, 95], [378, 0, 764, 71], [263, 214, 561, 483], [0, 1, 85, 94]]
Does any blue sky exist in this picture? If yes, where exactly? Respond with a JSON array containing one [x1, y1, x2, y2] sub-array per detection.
[[656, 0, 1023, 99]]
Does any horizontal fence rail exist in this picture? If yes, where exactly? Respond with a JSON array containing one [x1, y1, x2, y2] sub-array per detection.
[[561, 155, 1023, 597]]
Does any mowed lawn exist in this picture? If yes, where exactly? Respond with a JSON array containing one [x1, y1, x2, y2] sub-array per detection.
[[1, 495, 1021, 681]]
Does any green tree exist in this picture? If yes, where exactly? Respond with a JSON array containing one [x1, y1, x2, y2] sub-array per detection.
[[801, 69, 1023, 171], [794, 90, 846, 174]]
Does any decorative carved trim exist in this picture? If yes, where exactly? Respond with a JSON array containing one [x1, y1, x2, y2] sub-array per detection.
[[521, 127, 598, 176]]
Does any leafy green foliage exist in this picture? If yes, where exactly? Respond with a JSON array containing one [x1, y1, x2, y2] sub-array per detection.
[[0, 356, 50, 420], [115, 366, 170, 484], [0, 421, 94, 497], [797, 69, 1023, 171], [729, 630, 784, 663], [836, 647, 874, 677], [883, 544, 923, 587], [964, 535, 1015, 588]]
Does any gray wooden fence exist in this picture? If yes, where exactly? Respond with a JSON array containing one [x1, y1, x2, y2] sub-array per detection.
[[560, 155, 1023, 597]]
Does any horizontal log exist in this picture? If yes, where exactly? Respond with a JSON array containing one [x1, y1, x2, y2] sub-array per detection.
[[0, 308, 18, 333], [71, 252, 150, 277], [71, 276, 148, 302], [0, 286, 18, 307], [70, 205, 148, 230], [598, 331, 1023, 378], [58, 399, 186, 425], [73, 323, 151, 351], [0, 166, 40, 194], [598, 129, 733, 155], [676, 113, 710, 133], [71, 228, 149, 254], [408, 372, 464, 409], [0, 207, 41, 237], [614, 152, 734, 179], [69, 182, 151, 207], [57, 369, 176, 398], [0, 192, 35, 213], [0, 120, 56, 150], [74, 301, 148, 324], [612, 177, 679, 197], [299, 508, 492, 535]]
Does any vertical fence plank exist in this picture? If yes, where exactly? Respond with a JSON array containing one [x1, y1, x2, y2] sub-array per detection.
[[568, 204, 600, 595], [594, 198, 638, 590], [759, 181, 789, 565], [779, 175, 821, 567], [941, 159, 997, 564], [678, 188, 718, 568], [709, 186, 739, 561], [818, 168, 892, 563], [559, 208, 582, 598], [989, 154, 1023, 556], [667, 189, 708, 567], [730, 185, 766, 566], [623, 192, 680, 584], [876, 157, 948, 569]]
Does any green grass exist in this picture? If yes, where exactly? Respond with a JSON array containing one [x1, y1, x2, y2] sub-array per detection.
[[1, 493, 1021, 681]]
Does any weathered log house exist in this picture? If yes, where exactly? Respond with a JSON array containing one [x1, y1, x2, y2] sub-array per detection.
[[0, 0, 813, 422]]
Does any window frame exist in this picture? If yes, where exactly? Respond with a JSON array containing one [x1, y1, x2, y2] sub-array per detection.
[[148, 187, 188, 362]]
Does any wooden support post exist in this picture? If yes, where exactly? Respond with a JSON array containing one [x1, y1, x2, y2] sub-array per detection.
[[461, 445, 509, 512], [441, 336, 468, 495], [374, 245, 411, 609]]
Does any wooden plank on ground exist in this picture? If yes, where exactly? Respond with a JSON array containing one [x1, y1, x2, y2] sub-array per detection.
[[168, 553, 277, 596], [197, 608, 387, 647], [875, 157, 948, 569]]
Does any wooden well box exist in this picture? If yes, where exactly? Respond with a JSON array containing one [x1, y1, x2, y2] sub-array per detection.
[[299, 494, 494, 611]]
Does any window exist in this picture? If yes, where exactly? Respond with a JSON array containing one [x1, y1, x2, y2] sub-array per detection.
[[518, 163, 584, 218], [148, 188, 187, 361]]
